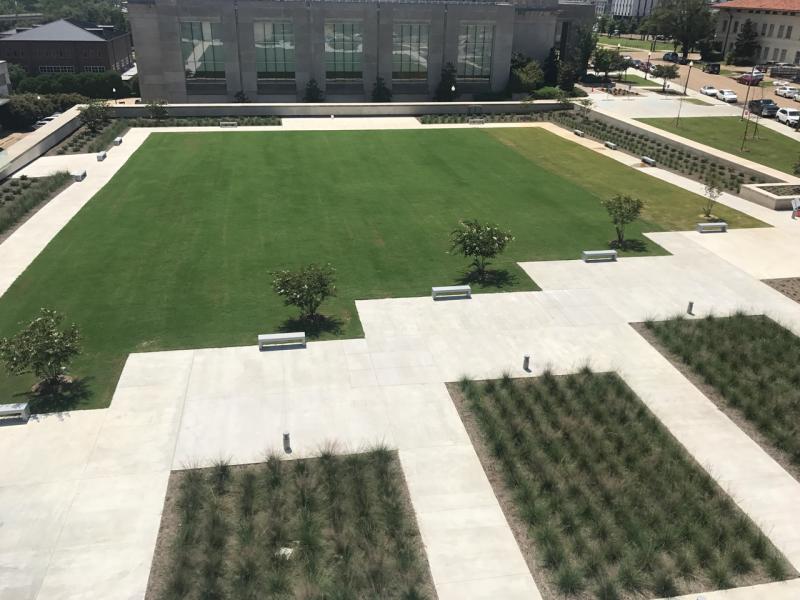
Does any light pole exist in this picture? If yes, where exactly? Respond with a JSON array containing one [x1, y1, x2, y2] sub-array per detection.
[[675, 62, 693, 127], [740, 64, 757, 121], [645, 52, 651, 80]]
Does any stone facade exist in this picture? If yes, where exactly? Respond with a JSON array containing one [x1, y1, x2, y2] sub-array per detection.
[[128, 0, 593, 103]]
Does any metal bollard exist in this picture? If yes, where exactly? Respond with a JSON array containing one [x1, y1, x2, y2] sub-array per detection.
[[283, 432, 292, 454], [687, 301, 694, 315], [523, 354, 531, 372]]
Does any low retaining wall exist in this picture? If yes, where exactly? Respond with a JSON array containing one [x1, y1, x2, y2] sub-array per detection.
[[740, 184, 800, 210], [0, 106, 82, 180], [112, 100, 564, 119]]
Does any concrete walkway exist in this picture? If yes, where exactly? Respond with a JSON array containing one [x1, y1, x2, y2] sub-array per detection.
[[2, 119, 800, 600]]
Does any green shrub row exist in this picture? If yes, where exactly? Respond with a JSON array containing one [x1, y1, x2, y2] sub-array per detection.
[[550, 111, 767, 192], [127, 116, 281, 128], [0, 172, 73, 235], [418, 112, 552, 125]]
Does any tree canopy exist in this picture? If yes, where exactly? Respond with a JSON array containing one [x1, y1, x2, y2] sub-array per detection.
[[648, 0, 715, 59], [732, 19, 760, 65]]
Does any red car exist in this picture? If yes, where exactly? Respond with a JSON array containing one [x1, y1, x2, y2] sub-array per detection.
[[737, 73, 763, 86]]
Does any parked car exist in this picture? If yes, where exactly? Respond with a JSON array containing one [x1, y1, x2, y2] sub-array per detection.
[[662, 51, 679, 62], [772, 79, 790, 86], [748, 98, 778, 117], [716, 89, 738, 102], [700, 85, 718, 96], [702, 63, 720, 74], [775, 86, 799, 97], [631, 59, 643, 69], [737, 73, 763, 86], [776, 107, 800, 125]]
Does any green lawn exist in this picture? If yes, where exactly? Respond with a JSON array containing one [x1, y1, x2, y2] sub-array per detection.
[[615, 74, 658, 87], [598, 35, 674, 52], [639, 116, 799, 175], [0, 128, 764, 410]]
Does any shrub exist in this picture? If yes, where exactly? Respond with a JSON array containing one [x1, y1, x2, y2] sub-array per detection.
[[272, 263, 336, 319]]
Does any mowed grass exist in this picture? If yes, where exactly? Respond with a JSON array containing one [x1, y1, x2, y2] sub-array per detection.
[[0, 128, 763, 409], [646, 313, 800, 468], [598, 35, 674, 52], [639, 116, 799, 175], [147, 449, 435, 600], [455, 370, 794, 599]]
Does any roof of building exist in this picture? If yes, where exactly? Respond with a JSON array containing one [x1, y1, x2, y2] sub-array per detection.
[[0, 19, 108, 42], [714, 0, 800, 11]]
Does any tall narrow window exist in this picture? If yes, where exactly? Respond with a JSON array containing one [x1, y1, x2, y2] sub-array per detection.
[[458, 24, 494, 79], [325, 22, 363, 79], [255, 21, 294, 79], [392, 23, 429, 79], [181, 21, 225, 78], [778, 24, 785, 38]]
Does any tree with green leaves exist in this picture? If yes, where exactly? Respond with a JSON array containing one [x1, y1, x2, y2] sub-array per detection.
[[0, 308, 80, 388], [558, 60, 578, 92], [542, 47, 560, 86], [652, 63, 680, 93], [732, 19, 760, 65], [601, 195, 645, 248], [78, 99, 110, 132], [435, 62, 459, 101], [371, 76, 392, 102], [648, 0, 715, 60], [304, 78, 324, 102], [702, 175, 722, 219], [272, 264, 336, 320], [593, 48, 621, 80], [571, 24, 598, 77], [450, 219, 514, 280], [513, 60, 544, 94]]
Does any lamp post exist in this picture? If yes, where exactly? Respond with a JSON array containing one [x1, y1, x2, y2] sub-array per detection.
[[645, 52, 651, 80], [675, 62, 693, 128]]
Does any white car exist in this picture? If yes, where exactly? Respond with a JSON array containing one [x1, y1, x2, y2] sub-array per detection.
[[717, 89, 738, 102], [700, 85, 718, 96], [775, 86, 799, 98], [772, 79, 790, 86], [776, 107, 800, 125]]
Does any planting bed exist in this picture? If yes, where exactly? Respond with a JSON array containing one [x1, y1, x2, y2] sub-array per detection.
[[645, 314, 800, 477], [764, 277, 800, 305], [451, 369, 793, 599], [52, 120, 129, 155], [0, 172, 72, 238], [146, 448, 436, 600]]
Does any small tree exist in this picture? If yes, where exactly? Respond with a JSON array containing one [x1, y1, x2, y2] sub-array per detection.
[[575, 97, 594, 119], [272, 264, 336, 319], [732, 19, 760, 65], [78, 99, 110, 132], [450, 219, 514, 279], [371, 76, 392, 102], [542, 47, 560, 86], [557, 60, 578, 92], [513, 60, 544, 94], [703, 175, 722, 219], [304, 78, 324, 102], [601, 195, 645, 248], [652, 64, 679, 93], [434, 63, 459, 101], [146, 99, 168, 120], [0, 308, 80, 388], [593, 48, 619, 80]]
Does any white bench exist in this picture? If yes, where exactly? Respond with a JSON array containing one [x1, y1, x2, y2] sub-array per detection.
[[96, 151, 107, 161], [71, 170, 87, 182], [258, 331, 305, 350], [432, 285, 471, 300], [641, 156, 656, 166], [791, 198, 799, 218], [582, 249, 617, 262], [0, 402, 30, 422], [468, 117, 486, 125], [697, 221, 727, 233], [604, 141, 618, 150], [219, 121, 238, 128], [573, 129, 585, 137], [113, 137, 123, 146]]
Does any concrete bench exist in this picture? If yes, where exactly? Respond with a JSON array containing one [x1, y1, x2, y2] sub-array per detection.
[[573, 129, 585, 137], [113, 137, 123, 146], [432, 285, 471, 300], [71, 170, 87, 182], [258, 331, 305, 350], [791, 198, 799, 219], [0, 402, 30, 422], [96, 151, 107, 161], [582, 249, 617, 262], [641, 156, 656, 166], [604, 141, 618, 150], [468, 118, 486, 125], [697, 221, 727, 233], [219, 121, 238, 128]]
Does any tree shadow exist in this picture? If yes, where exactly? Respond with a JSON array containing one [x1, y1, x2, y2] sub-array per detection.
[[456, 267, 518, 289], [609, 239, 648, 253], [21, 377, 94, 415], [278, 314, 343, 339]]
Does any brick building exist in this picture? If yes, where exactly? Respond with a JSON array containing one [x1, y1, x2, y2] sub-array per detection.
[[0, 19, 133, 75]]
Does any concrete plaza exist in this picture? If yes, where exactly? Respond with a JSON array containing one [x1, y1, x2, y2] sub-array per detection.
[[1, 118, 800, 600]]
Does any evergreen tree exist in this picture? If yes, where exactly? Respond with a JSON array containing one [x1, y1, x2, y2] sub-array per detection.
[[732, 19, 760, 65], [542, 47, 560, 86]]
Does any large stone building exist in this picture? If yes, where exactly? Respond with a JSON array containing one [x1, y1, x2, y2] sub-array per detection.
[[714, 0, 800, 65], [128, 0, 593, 102], [0, 19, 133, 75]]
